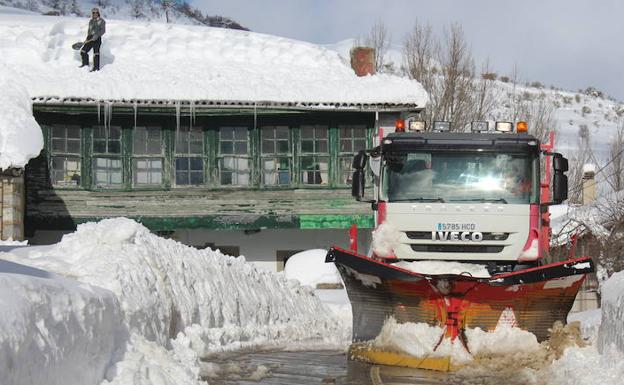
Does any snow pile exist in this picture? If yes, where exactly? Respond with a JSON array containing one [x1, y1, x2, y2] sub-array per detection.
[[0, 71, 43, 169], [0, 259, 125, 385], [371, 222, 402, 257], [372, 317, 540, 365], [0, 218, 351, 384], [597, 270, 624, 355], [547, 272, 624, 385], [393, 260, 491, 278], [283, 249, 342, 287], [568, 308, 602, 340], [4, 218, 348, 352]]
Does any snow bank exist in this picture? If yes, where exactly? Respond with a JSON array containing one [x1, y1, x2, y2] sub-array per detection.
[[3, 218, 349, 351], [0, 259, 125, 385], [283, 249, 342, 287], [598, 270, 624, 355]]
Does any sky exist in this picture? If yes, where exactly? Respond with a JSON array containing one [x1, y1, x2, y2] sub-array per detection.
[[195, 0, 624, 102]]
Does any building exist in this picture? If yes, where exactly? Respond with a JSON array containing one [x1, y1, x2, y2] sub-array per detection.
[[0, 15, 426, 270]]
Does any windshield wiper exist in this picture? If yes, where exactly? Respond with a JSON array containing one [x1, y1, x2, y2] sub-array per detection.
[[390, 197, 445, 203], [449, 198, 508, 204]]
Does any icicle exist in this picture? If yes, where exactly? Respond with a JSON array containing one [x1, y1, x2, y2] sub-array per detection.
[[189, 101, 196, 127], [175, 100, 181, 142], [97, 100, 101, 123], [133, 100, 138, 129], [253, 101, 257, 131]]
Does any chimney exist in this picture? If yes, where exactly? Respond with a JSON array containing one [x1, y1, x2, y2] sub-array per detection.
[[350, 47, 376, 76], [582, 163, 596, 205]]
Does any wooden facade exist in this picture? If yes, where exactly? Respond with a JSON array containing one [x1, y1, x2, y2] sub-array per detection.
[[25, 103, 397, 235]]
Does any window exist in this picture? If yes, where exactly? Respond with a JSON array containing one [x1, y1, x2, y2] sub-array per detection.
[[338, 125, 368, 184], [133, 126, 163, 186], [218, 127, 250, 186], [50, 125, 81, 186], [300, 125, 329, 185], [92, 125, 123, 188], [261, 126, 291, 186], [175, 126, 205, 186]]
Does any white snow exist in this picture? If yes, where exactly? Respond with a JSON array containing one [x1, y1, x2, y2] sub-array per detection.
[[371, 222, 402, 257], [0, 75, 43, 169], [372, 317, 539, 365], [0, 217, 350, 385], [393, 260, 491, 278], [0, 12, 426, 169], [283, 248, 342, 287], [597, 270, 624, 355], [0, 259, 125, 385]]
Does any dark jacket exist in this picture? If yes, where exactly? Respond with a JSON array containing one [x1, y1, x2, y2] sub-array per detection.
[[88, 17, 106, 40]]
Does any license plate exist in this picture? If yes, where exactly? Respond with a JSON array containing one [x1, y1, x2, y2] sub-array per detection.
[[436, 222, 477, 231]]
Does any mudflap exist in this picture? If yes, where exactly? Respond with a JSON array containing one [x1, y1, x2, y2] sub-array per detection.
[[326, 246, 594, 343]]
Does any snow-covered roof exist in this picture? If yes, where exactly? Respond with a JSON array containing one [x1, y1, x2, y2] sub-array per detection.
[[0, 12, 427, 106], [0, 11, 427, 169]]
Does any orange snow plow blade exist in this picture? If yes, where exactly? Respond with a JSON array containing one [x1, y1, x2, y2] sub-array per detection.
[[326, 246, 594, 347]]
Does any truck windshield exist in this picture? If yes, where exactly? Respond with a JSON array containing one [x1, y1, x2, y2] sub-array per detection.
[[382, 151, 537, 204]]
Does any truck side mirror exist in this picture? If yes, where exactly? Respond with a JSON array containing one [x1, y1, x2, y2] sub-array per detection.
[[553, 153, 569, 172], [352, 169, 365, 200], [552, 153, 568, 203]]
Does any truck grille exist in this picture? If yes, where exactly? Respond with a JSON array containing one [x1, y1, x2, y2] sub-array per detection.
[[405, 231, 510, 241], [410, 244, 505, 253]]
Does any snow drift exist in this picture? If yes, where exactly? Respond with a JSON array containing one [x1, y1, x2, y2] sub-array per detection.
[[0, 259, 124, 385], [0, 218, 349, 384]]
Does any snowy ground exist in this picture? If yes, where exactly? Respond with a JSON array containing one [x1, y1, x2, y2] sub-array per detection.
[[2, 220, 624, 384], [0, 218, 350, 385]]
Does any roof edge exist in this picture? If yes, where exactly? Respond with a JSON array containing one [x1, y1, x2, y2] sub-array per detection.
[[31, 96, 423, 113]]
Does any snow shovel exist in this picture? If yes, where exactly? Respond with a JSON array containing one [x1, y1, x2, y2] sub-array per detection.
[[72, 41, 85, 50]]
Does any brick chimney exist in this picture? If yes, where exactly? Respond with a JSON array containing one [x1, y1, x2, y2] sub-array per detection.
[[350, 47, 376, 76], [582, 164, 596, 205]]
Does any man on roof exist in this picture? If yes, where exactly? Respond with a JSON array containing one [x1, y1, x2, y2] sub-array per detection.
[[80, 8, 106, 72]]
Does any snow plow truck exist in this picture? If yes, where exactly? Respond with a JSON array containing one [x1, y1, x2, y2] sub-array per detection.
[[326, 119, 594, 371]]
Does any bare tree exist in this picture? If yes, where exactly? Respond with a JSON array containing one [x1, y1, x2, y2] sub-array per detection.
[[402, 22, 497, 131], [363, 20, 391, 73], [567, 125, 595, 204], [605, 120, 624, 192]]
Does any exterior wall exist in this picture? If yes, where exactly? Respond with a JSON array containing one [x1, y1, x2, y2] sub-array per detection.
[[27, 107, 377, 235], [0, 173, 25, 241], [175, 228, 372, 272]]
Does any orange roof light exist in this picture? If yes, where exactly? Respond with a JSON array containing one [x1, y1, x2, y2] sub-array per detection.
[[517, 121, 528, 133], [395, 119, 405, 132]]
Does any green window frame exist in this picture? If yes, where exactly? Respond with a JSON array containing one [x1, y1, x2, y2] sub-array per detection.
[[49, 124, 82, 187], [174, 125, 206, 186], [261, 125, 291, 186], [338, 125, 368, 185], [132, 126, 164, 187], [218, 126, 251, 186], [299, 124, 329, 185], [92, 125, 123, 188]]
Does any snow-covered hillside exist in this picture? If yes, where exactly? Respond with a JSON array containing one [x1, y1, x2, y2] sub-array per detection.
[[0, 0, 247, 29]]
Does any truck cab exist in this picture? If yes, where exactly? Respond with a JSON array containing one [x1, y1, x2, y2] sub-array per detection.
[[351, 121, 569, 273]]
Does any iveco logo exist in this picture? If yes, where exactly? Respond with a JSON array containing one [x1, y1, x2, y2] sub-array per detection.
[[431, 231, 484, 242]]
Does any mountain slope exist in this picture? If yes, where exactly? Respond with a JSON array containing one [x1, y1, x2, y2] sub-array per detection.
[[0, 0, 248, 29]]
